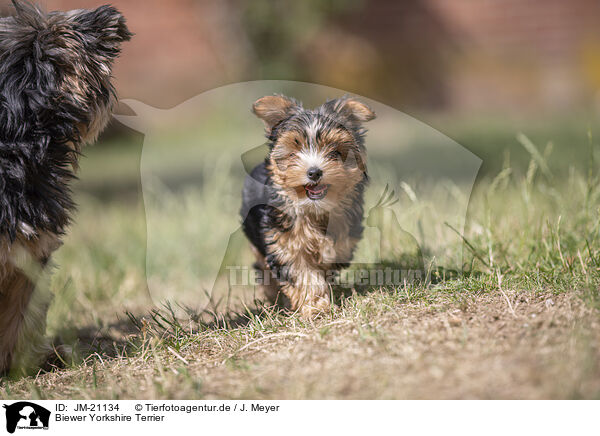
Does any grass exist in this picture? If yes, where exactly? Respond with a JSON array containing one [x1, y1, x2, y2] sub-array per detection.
[[1, 119, 600, 399]]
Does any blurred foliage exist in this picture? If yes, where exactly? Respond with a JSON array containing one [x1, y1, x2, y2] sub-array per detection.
[[240, 0, 364, 78], [237, 0, 455, 108]]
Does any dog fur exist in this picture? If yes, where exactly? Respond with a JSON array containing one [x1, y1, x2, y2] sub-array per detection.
[[0, 1, 130, 376], [241, 95, 375, 317]]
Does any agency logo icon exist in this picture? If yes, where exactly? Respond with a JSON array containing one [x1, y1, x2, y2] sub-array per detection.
[[2, 402, 50, 434]]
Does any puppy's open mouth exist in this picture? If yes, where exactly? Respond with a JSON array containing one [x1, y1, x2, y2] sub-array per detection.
[[304, 184, 329, 200]]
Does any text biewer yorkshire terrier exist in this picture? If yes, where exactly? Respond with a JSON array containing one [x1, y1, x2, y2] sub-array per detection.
[[0, 1, 130, 375], [241, 95, 375, 317]]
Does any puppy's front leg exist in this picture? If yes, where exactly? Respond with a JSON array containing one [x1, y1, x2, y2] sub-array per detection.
[[283, 268, 331, 318]]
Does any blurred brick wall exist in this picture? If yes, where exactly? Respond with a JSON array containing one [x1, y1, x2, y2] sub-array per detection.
[[327, 0, 600, 112], [428, 0, 600, 112]]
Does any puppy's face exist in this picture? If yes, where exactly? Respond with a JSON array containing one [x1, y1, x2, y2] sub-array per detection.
[[254, 95, 375, 212], [0, 2, 132, 146]]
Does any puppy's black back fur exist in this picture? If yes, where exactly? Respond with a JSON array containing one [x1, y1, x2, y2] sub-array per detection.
[[241, 161, 272, 257]]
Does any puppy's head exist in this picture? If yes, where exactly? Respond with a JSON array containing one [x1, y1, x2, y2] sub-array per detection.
[[254, 95, 375, 212], [0, 1, 132, 147]]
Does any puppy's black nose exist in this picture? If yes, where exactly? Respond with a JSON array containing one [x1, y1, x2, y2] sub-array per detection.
[[307, 167, 323, 182]]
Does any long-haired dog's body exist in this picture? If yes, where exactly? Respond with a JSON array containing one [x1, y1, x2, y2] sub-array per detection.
[[0, 1, 130, 375], [241, 95, 375, 317]]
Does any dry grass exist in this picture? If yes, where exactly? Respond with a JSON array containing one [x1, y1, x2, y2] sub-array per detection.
[[2, 288, 598, 399], [1, 127, 600, 399]]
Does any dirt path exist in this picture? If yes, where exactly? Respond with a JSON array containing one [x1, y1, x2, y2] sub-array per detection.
[[3, 289, 599, 399]]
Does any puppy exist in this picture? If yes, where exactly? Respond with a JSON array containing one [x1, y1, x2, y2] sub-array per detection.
[[0, 1, 131, 375], [241, 95, 375, 317]]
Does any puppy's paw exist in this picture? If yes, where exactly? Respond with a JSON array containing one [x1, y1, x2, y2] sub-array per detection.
[[41, 344, 73, 372], [299, 297, 331, 319]]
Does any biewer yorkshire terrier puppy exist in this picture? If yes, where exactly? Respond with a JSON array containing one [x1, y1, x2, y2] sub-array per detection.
[[0, 1, 130, 375], [241, 95, 375, 317]]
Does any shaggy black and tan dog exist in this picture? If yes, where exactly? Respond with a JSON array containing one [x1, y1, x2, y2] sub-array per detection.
[[0, 1, 130, 375], [241, 95, 375, 317]]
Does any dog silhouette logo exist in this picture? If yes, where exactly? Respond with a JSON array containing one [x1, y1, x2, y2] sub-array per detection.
[[2, 402, 50, 433], [116, 81, 481, 309]]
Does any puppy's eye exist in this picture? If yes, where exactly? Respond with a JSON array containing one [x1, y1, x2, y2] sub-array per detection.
[[328, 150, 342, 160]]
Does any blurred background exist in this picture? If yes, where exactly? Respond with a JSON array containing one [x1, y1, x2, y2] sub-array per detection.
[[1, 0, 599, 337], [0, 0, 595, 109], [2, 0, 600, 112], [0, 0, 596, 176], [6, 0, 600, 115]]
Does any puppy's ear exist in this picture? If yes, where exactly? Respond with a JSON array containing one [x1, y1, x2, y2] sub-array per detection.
[[329, 97, 376, 123], [252, 95, 300, 129], [70, 5, 132, 55]]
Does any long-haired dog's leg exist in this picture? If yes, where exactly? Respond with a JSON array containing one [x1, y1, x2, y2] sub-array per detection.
[[0, 232, 63, 376], [0, 268, 52, 376]]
